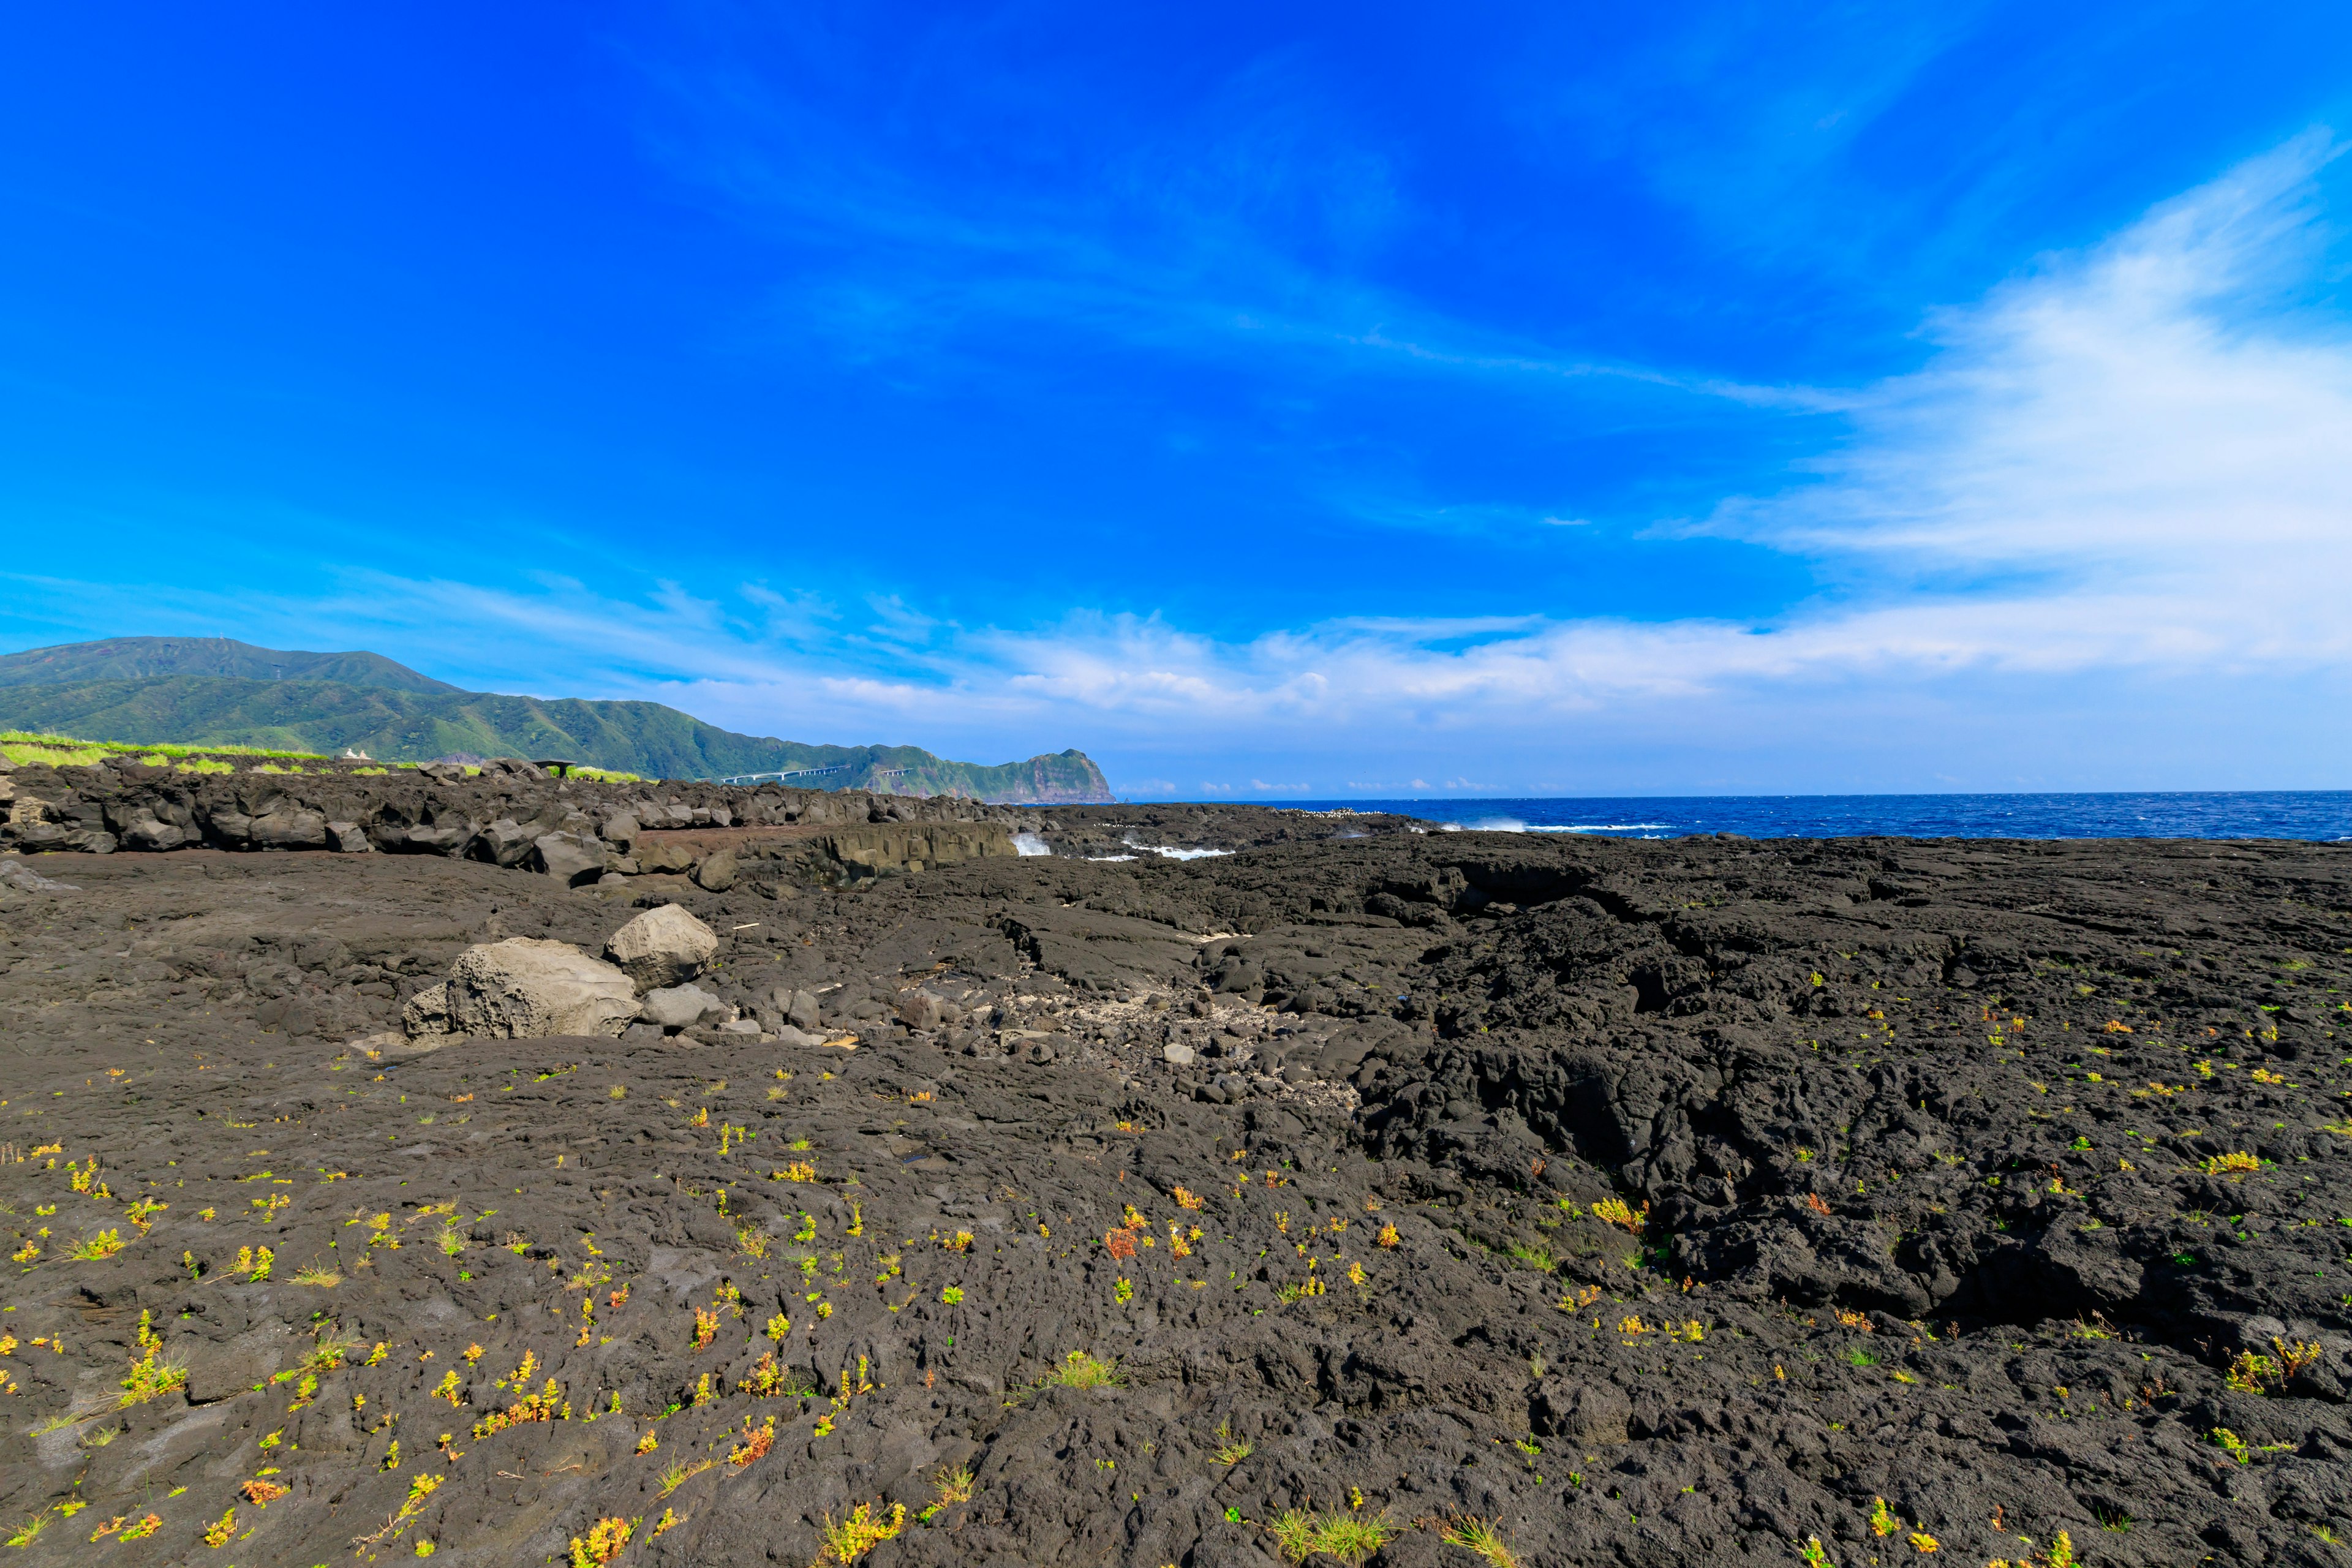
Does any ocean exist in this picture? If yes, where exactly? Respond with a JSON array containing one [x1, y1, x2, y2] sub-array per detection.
[[1281, 791, 2352, 841]]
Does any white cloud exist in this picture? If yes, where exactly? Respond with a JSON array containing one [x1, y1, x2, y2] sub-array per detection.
[[7, 136, 2345, 792]]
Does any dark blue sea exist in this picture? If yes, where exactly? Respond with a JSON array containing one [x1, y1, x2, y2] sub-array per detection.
[[1283, 792, 2352, 841]]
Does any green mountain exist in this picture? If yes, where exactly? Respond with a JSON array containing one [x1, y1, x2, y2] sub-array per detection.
[[0, 639, 1112, 801], [0, 635, 459, 693]]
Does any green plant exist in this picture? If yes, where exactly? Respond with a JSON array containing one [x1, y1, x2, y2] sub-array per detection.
[[1268, 1509, 1398, 1566], [940, 1286, 963, 1304], [1504, 1242, 1556, 1272], [570, 1517, 631, 1567], [1042, 1351, 1123, 1389], [1798, 1537, 1838, 1568], [66, 1229, 126, 1261], [816, 1501, 905, 1565], [1438, 1514, 1520, 1568], [1591, 1197, 1647, 1234], [1869, 1498, 1898, 1537], [119, 1310, 188, 1407], [1213, 1417, 1254, 1464], [658, 1458, 718, 1497]]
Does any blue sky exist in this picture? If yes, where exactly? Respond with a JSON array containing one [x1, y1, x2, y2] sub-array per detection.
[[4, 3, 2350, 797]]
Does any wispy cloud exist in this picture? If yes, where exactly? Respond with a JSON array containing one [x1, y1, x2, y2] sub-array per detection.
[[6, 135, 2346, 792]]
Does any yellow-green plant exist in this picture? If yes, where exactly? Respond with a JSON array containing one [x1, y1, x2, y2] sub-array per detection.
[[119, 1310, 187, 1407], [1269, 1509, 1397, 1566], [1438, 1515, 1520, 1568], [1042, 1351, 1122, 1389], [816, 1501, 905, 1565]]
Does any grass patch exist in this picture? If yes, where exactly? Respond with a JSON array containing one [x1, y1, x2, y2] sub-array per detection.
[[1, 730, 333, 767], [1504, 1242, 1557, 1272], [1040, 1351, 1123, 1389], [1438, 1516, 1521, 1568], [1269, 1508, 1398, 1566]]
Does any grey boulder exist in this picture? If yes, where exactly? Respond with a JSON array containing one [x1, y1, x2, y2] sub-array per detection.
[[533, 832, 605, 886], [477, 818, 536, 867], [121, 816, 189, 852], [639, 982, 729, 1031], [405, 938, 640, 1039], [326, 821, 372, 853], [604, 904, 719, 991], [691, 848, 739, 892]]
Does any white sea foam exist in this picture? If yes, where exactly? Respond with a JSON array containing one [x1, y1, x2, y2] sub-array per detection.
[[1012, 832, 1052, 856], [1122, 837, 1232, 860], [1085, 854, 1138, 862], [1450, 818, 1673, 834]]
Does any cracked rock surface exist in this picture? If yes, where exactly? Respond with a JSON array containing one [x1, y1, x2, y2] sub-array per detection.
[[0, 828, 2348, 1566]]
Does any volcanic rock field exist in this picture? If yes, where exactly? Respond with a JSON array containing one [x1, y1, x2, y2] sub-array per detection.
[[2, 767, 2350, 1567]]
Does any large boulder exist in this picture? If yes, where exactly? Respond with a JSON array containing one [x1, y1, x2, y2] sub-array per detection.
[[638, 839, 696, 875], [604, 905, 719, 992], [405, 938, 639, 1039], [640, 982, 729, 1031], [326, 821, 372, 853], [477, 818, 535, 867], [120, 815, 189, 852], [533, 832, 605, 886], [691, 849, 739, 892]]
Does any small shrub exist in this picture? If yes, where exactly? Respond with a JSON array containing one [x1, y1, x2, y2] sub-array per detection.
[[1042, 1351, 1122, 1389], [816, 1501, 905, 1565], [729, 1415, 776, 1466], [67, 1229, 126, 1261], [570, 1517, 631, 1567], [1591, 1198, 1648, 1235], [2226, 1349, 2277, 1393], [2202, 1151, 2262, 1175], [1213, 1417, 1254, 1464]]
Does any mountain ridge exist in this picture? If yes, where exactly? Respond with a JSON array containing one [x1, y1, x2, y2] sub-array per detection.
[[0, 635, 460, 693], [0, 639, 1112, 801]]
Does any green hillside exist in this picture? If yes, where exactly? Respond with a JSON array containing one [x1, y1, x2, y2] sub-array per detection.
[[0, 635, 459, 693], [0, 650, 1112, 801]]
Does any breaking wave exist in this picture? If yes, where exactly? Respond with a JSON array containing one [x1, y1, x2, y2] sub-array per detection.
[[1123, 839, 1232, 860], [1012, 832, 1052, 856]]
